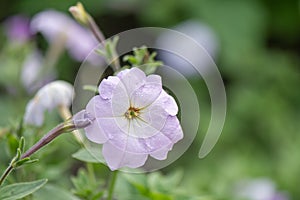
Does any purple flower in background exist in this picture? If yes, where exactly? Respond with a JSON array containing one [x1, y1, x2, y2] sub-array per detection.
[[4, 15, 31, 44], [234, 178, 289, 200], [85, 67, 183, 170], [24, 80, 74, 126], [30, 10, 101, 64]]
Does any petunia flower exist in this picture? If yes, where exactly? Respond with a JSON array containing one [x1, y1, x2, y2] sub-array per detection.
[[24, 80, 73, 126], [84, 67, 183, 170], [30, 10, 101, 64]]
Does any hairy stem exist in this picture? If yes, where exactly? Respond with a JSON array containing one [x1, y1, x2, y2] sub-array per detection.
[[107, 170, 118, 200], [86, 15, 120, 71], [87, 16, 106, 44], [21, 123, 72, 159], [0, 166, 13, 186], [0, 123, 67, 186], [0, 113, 93, 186], [87, 163, 96, 184]]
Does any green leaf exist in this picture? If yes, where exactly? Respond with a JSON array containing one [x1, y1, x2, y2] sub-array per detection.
[[0, 179, 47, 200], [15, 148, 21, 161], [18, 137, 25, 153], [148, 170, 184, 193], [174, 195, 211, 200], [12, 157, 39, 168], [12, 157, 30, 168], [122, 173, 148, 194], [149, 192, 172, 200], [123, 55, 138, 64], [71, 168, 104, 199], [122, 46, 163, 75], [32, 184, 81, 200], [164, 170, 184, 189], [72, 147, 104, 163]]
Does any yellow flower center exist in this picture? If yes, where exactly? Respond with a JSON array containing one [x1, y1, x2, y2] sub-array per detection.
[[125, 107, 140, 119]]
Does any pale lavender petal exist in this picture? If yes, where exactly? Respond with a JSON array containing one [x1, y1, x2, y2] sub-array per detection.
[[153, 90, 178, 116], [86, 96, 114, 118], [150, 116, 183, 159], [96, 117, 161, 154], [102, 142, 148, 171], [98, 115, 179, 155], [111, 82, 130, 116], [102, 115, 183, 158], [99, 75, 130, 116], [159, 116, 183, 143], [97, 118, 129, 143], [150, 143, 172, 160], [136, 133, 172, 153], [84, 98, 109, 143], [116, 69, 130, 78], [139, 103, 169, 135], [130, 118, 157, 138], [85, 119, 107, 143], [130, 74, 162, 108], [118, 67, 146, 97], [129, 116, 183, 156], [99, 76, 131, 116], [99, 76, 120, 99]]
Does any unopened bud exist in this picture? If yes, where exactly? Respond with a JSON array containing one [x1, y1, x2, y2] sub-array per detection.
[[69, 2, 89, 26]]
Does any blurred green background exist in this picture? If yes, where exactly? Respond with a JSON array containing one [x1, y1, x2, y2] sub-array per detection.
[[0, 0, 300, 199]]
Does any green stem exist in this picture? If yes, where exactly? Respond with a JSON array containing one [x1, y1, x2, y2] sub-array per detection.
[[0, 165, 13, 186], [86, 15, 120, 71], [87, 15, 105, 44], [0, 113, 93, 186], [0, 122, 68, 187], [86, 163, 96, 184], [107, 170, 118, 200]]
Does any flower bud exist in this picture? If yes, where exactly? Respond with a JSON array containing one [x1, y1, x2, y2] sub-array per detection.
[[69, 2, 89, 26]]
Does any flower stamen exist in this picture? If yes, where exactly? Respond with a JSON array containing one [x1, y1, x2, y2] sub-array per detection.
[[125, 107, 140, 119]]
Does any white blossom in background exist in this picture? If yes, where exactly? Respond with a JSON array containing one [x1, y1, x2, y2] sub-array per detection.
[[21, 50, 56, 93], [24, 81, 74, 126], [30, 10, 102, 65], [234, 178, 289, 200], [156, 20, 219, 77]]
